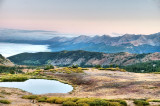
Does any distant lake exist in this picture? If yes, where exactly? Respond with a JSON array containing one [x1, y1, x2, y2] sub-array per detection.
[[0, 42, 51, 57], [0, 79, 73, 94]]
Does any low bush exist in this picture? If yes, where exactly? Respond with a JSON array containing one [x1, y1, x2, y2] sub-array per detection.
[[52, 67, 83, 74], [82, 68, 89, 70], [65, 98, 79, 102], [106, 99, 127, 106], [77, 103, 89, 106], [22, 95, 38, 99], [44, 65, 54, 70], [72, 65, 79, 68], [0, 74, 28, 82], [46, 97, 58, 103], [37, 96, 47, 102], [55, 98, 64, 104], [76, 98, 94, 104], [109, 102, 121, 106], [88, 99, 111, 106], [0, 99, 11, 104], [134, 100, 149, 106], [99, 68, 106, 70], [149, 99, 160, 102], [63, 101, 77, 106], [22, 95, 127, 106], [105, 68, 127, 72], [95, 65, 102, 69]]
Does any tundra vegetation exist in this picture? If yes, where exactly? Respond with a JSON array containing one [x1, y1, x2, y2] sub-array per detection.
[[22, 95, 127, 106], [1, 65, 160, 105]]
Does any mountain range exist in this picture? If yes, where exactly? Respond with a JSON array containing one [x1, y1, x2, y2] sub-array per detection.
[[8, 50, 160, 67], [1, 32, 160, 54], [47, 33, 160, 54]]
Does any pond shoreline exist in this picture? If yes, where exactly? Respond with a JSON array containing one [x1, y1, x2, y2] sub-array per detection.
[[0, 79, 73, 94]]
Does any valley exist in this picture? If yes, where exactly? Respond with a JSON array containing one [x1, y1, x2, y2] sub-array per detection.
[[1, 52, 160, 105], [1, 0, 160, 105], [1, 67, 160, 106]]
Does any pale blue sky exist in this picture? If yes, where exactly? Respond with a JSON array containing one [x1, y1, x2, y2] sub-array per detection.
[[0, 0, 160, 36]]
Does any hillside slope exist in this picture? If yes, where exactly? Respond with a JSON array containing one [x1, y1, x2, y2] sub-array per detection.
[[48, 33, 160, 54], [1, 32, 160, 54], [8, 51, 160, 66], [0, 54, 14, 66]]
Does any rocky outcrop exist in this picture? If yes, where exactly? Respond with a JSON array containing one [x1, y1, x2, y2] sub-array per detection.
[[0, 54, 14, 66]]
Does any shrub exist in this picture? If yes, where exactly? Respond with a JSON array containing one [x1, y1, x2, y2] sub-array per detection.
[[72, 65, 79, 68], [95, 65, 102, 69], [37, 96, 47, 102], [44, 65, 54, 70], [109, 102, 121, 106], [55, 98, 64, 104], [61, 67, 83, 73], [22, 95, 127, 106], [1, 74, 28, 82], [99, 68, 106, 70], [65, 98, 79, 102], [88, 99, 110, 106], [76, 98, 94, 104], [134, 100, 149, 106], [77, 103, 89, 106], [22, 95, 38, 99], [106, 99, 127, 106], [46, 97, 58, 103], [82, 68, 89, 70], [63, 101, 77, 106], [149, 100, 160, 102], [0, 100, 11, 104]]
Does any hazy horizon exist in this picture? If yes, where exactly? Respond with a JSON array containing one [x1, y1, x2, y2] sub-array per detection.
[[0, 0, 160, 36]]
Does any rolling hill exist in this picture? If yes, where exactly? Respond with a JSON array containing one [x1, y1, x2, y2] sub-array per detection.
[[8, 50, 160, 67]]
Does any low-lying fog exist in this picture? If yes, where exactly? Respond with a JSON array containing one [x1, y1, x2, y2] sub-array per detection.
[[0, 42, 51, 57]]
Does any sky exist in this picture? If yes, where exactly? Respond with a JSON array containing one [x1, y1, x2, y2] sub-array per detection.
[[0, 0, 160, 36]]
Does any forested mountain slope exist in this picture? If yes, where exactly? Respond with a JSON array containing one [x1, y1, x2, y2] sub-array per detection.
[[8, 51, 160, 66]]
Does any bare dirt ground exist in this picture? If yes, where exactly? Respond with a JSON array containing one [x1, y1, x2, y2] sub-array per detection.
[[70, 68, 160, 99], [1, 68, 160, 105]]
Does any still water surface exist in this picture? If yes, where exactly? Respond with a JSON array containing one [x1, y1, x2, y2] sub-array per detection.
[[0, 79, 73, 94]]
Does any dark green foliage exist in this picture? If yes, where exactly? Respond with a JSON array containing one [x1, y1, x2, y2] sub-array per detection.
[[134, 100, 149, 106], [0, 100, 11, 104], [149, 100, 160, 102], [0, 66, 23, 74], [37, 97, 48, 102], [44, 65, 54, 70], [106, 99, 127, 106], [95, 65, 102, 69], [109, 64, 113, 68], [8, 50, 104, 66], [122, 61, 160, 73], [22, 95, 38, 99], [72, 64, 79, 68], [88, 99, 111, 106]]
